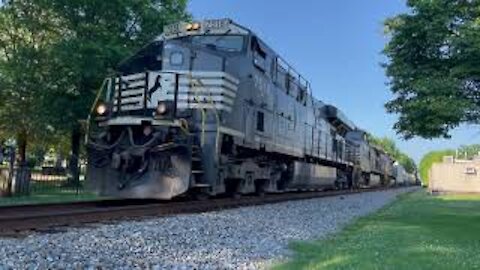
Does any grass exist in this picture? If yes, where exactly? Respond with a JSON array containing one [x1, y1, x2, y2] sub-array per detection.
[[0, 181, 99, 206], [0, 172, 101, 206], [275, 191, 480, 270], [0, 191, 99, 206]]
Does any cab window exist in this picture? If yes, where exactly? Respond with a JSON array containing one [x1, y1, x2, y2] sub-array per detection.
[[251, 36, 267, 72], [118, 41, 163, 74], [191, 35, 245, 52]]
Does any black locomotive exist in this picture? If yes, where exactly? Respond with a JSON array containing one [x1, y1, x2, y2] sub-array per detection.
[[86, 19, 397, 199]]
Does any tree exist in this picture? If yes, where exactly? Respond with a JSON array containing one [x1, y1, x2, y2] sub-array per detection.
[[0, 0, 64, 164], [37, 0, 190, 181], [457, 144, 480, 159], [383, 0, 480, 139]]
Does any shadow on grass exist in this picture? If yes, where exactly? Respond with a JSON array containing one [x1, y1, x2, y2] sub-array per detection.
[[274, 191, 480, 270]]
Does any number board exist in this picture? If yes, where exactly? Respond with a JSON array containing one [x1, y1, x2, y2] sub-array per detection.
[[164, 23, 183, 36], [163, 19, 233, 38], [203, 19, 230, 31]]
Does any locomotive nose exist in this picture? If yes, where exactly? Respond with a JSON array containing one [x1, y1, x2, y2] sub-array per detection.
[[87, 141, 193, 200], [113, 145, 192, 199]]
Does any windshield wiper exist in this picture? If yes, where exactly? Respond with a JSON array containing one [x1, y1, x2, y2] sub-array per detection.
[[205, 43, 218, 50]]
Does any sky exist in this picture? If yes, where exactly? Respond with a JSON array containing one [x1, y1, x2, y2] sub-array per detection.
[[188, 0, 480, 163]]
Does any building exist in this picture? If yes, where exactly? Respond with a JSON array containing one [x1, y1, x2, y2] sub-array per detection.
[[429, 156, 480, 194]]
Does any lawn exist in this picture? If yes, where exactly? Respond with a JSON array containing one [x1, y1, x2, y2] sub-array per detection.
[[0, 176, 101, 206], [0, 180, 99, 206], [275, 191, 480, 270], [0, 191, 100, 206]]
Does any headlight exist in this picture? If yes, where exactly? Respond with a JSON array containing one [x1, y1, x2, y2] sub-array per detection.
[[186, 22, 200, 31], [192, 22, 201, 30], [156, 102, 168, 115], [96, 103, 108, 115]]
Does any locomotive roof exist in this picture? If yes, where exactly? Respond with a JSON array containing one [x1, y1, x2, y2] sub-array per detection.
[[160, 18, 250, 40], [323, 105, 357, 132], [160, 18, 357, 132], [160, 19, 309, 89]]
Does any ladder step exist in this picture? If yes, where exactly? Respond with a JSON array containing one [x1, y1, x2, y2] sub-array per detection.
[[192, 183, 210, 188], [192, 170, 204, 174], [192, 157, 202, 161]]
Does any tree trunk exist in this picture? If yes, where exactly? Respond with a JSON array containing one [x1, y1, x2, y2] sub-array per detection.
[[16, 132, 27, 166], [69, 124, 81, 185], [12, 132, 30, 196]]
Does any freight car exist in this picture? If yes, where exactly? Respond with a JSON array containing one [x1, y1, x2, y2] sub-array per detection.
[[86, 18, 396, 199]]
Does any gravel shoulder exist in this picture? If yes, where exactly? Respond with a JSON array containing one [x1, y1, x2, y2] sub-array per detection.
[[0, 187, 417, 269]]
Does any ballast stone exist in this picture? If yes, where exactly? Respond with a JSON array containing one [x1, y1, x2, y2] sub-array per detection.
[[0, 188, 416, 269]]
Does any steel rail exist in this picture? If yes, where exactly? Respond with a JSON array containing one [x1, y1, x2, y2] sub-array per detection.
[[0, 187, 413, 237]]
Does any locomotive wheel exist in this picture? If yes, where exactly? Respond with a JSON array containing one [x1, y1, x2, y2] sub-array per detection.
[[255, 179, 266, 197], [225, 178, 242, 198], [352, 166, 362, 189], [192, 187, 210, 201], [194, 192, 209, 201]]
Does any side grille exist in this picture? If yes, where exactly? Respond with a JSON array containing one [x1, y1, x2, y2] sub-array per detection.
[[113, 73, 147, 112], [345, 143, 360, 164]]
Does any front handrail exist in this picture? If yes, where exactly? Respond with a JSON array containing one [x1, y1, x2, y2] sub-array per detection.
[[187, 72, 221, 156], [85, 78, 109, 144]]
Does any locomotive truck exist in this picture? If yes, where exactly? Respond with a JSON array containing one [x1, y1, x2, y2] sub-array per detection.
[[86, 18, 396, 199]]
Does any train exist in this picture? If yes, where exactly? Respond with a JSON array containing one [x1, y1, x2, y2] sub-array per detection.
[[86, 18, 406, 200], [393, 163, 418, 186]]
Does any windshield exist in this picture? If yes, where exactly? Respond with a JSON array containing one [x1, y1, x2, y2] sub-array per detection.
[[190, 35, 245, 53], [118, 41, 163, 74]]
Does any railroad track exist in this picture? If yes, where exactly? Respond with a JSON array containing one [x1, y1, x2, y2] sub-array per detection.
[[0, 187, 403, 237]]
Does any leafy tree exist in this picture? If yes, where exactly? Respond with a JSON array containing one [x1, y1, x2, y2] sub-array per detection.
[[457, 144, 480, 159], [383, 0, 480, 139], [0, 0, 64, 164]]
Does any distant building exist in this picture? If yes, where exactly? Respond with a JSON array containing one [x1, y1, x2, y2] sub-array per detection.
[[429, 156, 480, 193]]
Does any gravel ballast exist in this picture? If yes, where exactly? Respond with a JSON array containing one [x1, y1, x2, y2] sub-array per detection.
[[0, 188, 416, 269]]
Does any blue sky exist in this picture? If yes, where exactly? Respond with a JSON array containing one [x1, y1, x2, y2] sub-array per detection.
[[189, 0, 479, 162]]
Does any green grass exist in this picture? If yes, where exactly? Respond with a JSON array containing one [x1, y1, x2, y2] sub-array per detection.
[[0, 193, 99, 206], [0, 176, 102, 206], [0, 189, 99, 206], [275, 191, 480, 270]]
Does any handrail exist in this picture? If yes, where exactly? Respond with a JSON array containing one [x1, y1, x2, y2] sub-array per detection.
[[187, 72, 221, 156], [276, 56, 311, 91], [85, 78, 109, 144]]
